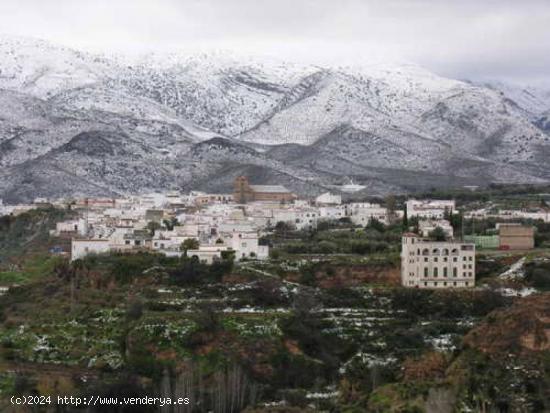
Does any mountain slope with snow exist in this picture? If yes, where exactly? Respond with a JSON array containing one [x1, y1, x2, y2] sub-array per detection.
[[0, 35, 549, 202]]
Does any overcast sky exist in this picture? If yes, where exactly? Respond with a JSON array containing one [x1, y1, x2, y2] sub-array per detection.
[[1, 0, 549, 83]]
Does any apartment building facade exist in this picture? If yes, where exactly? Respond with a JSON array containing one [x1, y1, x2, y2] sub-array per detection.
[[401, 234, 475, 289]]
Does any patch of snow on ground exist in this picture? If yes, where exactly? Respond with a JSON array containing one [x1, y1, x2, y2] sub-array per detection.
[[428, 334, 456, 352], [497, 287, 538, 297], [499, 257, 526, 280]]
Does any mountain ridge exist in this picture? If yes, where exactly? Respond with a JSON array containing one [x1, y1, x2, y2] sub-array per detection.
[[0, 35, 549, 202]]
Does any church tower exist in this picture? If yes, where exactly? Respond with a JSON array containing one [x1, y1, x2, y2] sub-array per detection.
[[234, 176, 252, 204]]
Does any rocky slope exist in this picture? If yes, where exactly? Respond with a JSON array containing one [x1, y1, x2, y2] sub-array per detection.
[[464, 293, 550, 355], [1, 36, 550, 202]]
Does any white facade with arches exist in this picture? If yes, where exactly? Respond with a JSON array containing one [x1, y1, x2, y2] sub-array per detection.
[[401, 234, 475, 289]]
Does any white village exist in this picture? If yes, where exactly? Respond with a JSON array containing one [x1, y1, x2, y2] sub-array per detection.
[[1, 177, 541, 290]]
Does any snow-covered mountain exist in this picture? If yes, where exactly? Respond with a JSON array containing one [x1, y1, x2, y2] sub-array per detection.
[[0, 35, 549, 202], [476, 80, 550, 118]]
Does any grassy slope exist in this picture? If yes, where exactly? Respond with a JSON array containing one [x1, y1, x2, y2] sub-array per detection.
[[0, 207, 74, 285]]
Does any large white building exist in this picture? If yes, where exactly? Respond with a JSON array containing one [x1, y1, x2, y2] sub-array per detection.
[[318, 206, 346, 220], [54, 219, 89, 237], [71, 239, 110, 261], [401, 234, 475, 289], [345, 203, 389, 225], [406, 199, 455, 219], [229, 231, 269, 260]]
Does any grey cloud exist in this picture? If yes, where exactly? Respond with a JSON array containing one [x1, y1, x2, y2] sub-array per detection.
[[0, 0, 548, 83]]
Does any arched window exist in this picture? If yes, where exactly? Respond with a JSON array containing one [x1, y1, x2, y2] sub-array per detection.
[[422, 248, 429, 256], [442, 248, 449, 255]]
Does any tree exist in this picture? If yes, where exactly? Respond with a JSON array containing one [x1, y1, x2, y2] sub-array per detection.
[[274, 221, 293, 238], [169, 257, 206, 285], [402, 207, 409, 230], [428, 227, 447, 242], [366, 217, 385, 233], [180, 238, 200, 256], [147, 221, 161, 236], [192, 302, 222, 334], [385, 195, 397, 224], [162, 217, 179, 231], [55, 259, 87, 313], [126, 298, 144, 321], [443, 206, 451, 221], [409, 216, 420, 234], [270, 249, 281, 260], [450, 211, 463, 234], [54, 260, 76, 312]]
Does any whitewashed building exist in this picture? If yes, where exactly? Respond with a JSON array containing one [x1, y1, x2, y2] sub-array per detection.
[[54, 219, 89, 236], [187, 245, 230, 264], [406, 199, 455, 219], [71, 239, 110, 261], [345, 203, 389, 225], [230, 231, 269, 260], [318, 206, 346, 220], [295, 208, 319, 230]]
